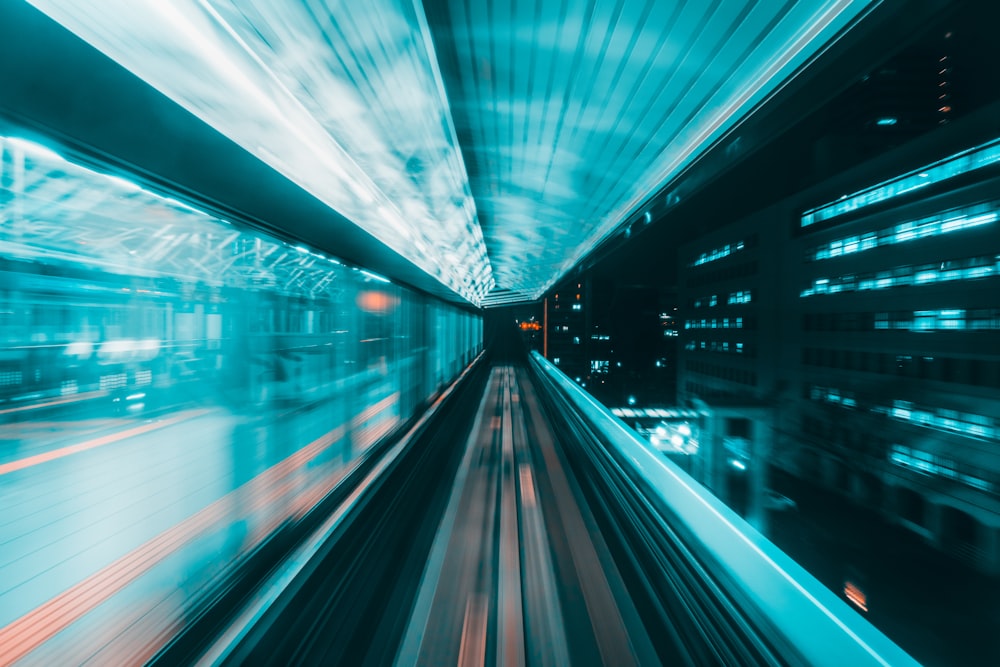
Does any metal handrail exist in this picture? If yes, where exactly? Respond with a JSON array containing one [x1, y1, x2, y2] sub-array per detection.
[[530, 351, 920, 667]]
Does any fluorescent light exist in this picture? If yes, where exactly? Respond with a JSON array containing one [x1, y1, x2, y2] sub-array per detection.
[[5, 136, 64, 162], [359, 269, 391, 284]]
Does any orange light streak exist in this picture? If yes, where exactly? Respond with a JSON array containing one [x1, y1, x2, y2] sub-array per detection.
[[0, 417, 354, 664], [0, 409, 211, 477], [0, 390, 108, 416]]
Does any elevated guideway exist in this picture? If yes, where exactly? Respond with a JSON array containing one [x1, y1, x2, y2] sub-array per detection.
[[158, 348, 919, 666]]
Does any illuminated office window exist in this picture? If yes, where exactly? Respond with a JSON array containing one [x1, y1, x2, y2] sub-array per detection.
[[808, 384, 857, 408], [690, 240, 745, 267], [684, 340, 747, 356], [694, 294, 732, 308], [803, 254, 1000, 297], [875, 309, 988, 331], [889, 445, 991, 492], [685, 318, 744, 330], [875, 400, 997, 440], [811, 202, 999, 261], [727, 290, 752, 304], [801, 138, 1000, 227]]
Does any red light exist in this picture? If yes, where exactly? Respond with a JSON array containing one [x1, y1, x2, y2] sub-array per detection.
[[844, 581, 868, 612], [357, 290, 398, 313]]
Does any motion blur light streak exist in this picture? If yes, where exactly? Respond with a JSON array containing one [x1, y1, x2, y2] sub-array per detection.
[[357, 289, 399, 314], [0, 419, 353, 664], [0, 134, 400, 300], [27, 0, 493, 305], [0, 390, 107, 416], [0, 124, 482, 661], [845, 582, 869, 613], [0, 409, 209, 476], [802, 137, 1000, 226], [27, 0, 876, 305], [427, 0, 878, 301], [531, 353, 904, 666]]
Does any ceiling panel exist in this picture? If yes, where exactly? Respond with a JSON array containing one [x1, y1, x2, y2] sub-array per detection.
[[425, 0, 877, 301], [27, 0, 494, 305]]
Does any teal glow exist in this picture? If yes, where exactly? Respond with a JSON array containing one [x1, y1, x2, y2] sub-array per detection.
[[801, 253, 999, 297], [684, 340, 746, 354], [685, 317, 743, 330], [27, 0, 494, 305], [871, 309, 1000, 331], [691, 240, 744, 267], [811, 202, 999, 260], [889, 445, 991, 491], [809, 385, 856, 407], [876, 401, 996, 441], [802, 138, 1000, 227], [727, 290, 752, 305], [28, 0, 875, 304]]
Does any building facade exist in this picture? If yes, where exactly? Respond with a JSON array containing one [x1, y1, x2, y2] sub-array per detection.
[[679, 106, 1000, 573], [545, 278, 591, 384]]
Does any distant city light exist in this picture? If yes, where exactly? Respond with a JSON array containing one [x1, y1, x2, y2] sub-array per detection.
[[875, 117, 897, 126], [810, 203, 1000, 262], [844, 582, 869, 613], [627, 395, 637, 406], [730, 458, 747, 471], [691, 239, 745, 267]]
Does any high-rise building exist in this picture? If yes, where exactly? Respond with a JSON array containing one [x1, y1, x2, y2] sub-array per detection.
[[678, 103, 1000, 573], [544, 278, 590, 384]]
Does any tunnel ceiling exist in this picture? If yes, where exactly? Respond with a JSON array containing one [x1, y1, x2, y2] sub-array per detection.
[[26, 0, 876, 307]]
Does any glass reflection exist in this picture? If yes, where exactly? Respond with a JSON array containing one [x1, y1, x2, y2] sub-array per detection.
[[0, 136, 482, 663]]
